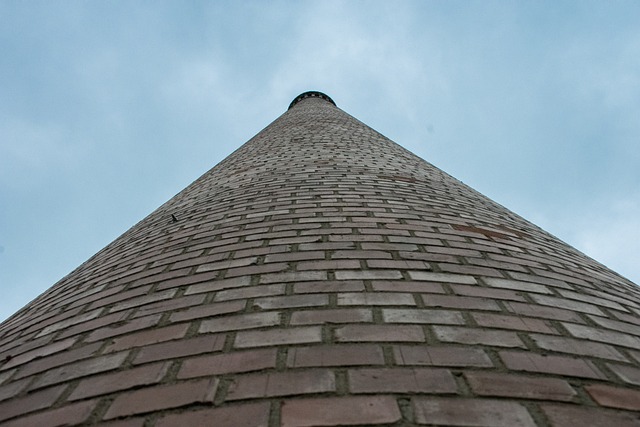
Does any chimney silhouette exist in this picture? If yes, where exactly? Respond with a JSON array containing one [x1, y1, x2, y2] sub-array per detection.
[[1, 91, 639, 426]]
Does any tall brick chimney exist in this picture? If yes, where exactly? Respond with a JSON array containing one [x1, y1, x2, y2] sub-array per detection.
[[1, 91, 639, 426]]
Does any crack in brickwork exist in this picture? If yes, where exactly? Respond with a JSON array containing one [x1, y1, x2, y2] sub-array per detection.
[[1, 93, 640, 426]]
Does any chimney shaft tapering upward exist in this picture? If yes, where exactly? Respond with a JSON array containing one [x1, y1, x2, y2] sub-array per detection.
[[0, 92, 639, 426]]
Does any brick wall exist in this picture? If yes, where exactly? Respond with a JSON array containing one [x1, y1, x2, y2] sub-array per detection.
[[1, 92, 639, 426]]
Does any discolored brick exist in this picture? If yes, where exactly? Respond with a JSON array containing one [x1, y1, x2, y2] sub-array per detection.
[[465, 371, 576, 401], [281, 396, 401, 426], [349, 367, 457, 394], [179, 348, 277, 378], [393, 345, 493, 367], [155, 402, 270, 427], [412, 397, 536, 426], [226, 369, 335, 400], [500, 351, 605, 379], [287, 344, 385, 367], [235, 326, 323, 349], [335, 324, 425, 343], [585, 384, 640, 410], [542, 404, 640, 427], [104, 378, 218, 419]]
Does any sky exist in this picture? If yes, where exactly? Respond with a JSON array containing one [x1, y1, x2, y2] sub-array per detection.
[[1, 1, 639, 322]]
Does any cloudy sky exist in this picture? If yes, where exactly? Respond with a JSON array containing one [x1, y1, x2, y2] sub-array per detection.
[[1, 1, 639, 322]]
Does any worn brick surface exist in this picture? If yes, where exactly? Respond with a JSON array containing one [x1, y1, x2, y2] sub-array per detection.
[[413, 397, 536, 426], [281, 396, 402, 426], [1, 91, 639, 426]]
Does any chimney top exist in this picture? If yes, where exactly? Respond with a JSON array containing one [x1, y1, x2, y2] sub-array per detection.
[[288, 91, 336, 110]]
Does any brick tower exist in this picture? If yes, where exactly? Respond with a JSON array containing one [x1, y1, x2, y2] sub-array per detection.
[[1, 92, 639, 426]]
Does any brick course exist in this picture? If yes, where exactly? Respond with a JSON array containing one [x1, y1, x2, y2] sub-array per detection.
[[1, 91, 639, 426]]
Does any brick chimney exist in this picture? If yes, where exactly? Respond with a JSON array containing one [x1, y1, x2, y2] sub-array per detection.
[[1, 92, 639, 426]]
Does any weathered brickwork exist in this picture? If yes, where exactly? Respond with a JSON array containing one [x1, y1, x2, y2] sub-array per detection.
[[1, 91, 639, 426]]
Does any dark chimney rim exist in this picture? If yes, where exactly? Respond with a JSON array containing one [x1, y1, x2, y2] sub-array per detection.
[[288, 91, 336, 110]]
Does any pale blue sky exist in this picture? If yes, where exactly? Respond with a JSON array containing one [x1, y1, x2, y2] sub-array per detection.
[[1, 1, 639, 321]]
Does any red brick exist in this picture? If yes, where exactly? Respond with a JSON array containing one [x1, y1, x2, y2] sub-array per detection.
[[585, 384, 640, 410], [334, 270, 403, 280], [509, 269, 572, 289], [332, 250, 392, 259], [451, 284, 527, 302], [108, 289, 178, 313], [105, 323, 190, 352], [299, 242, 355, 251], [13, 341, 103, 380], [179, 348, 277, 378], [184, 276, 252, 295], [433, 325, 525, 348], [132, 294, 206, 317], [393, 345, 493, 367], [338, 292, 416, 306], [563, 323, 640, 350], [465, 371, 576, 401], [169, 300, 246, 322], [382, 308, 464, 325], [226, 369, 335, 401], [199, 311, 281, 333], [215, 284, 286, 301], [281, 396, 401, 427], [31, 351, 128, 389], [530, 333, 627, 361], [104, 378, 218, 419], [253, 294, 328, 310], [422, 294, 501, 311], [134, 334, 224, 364], [500, 351, 605, 379], [349, 367, 457, 393], [0, 384, 66, 422], [195, 256, 259, 273], [361, 242, 418, 252], [57, 310, 130, 339], [472, 313, 556, 334], [483, 277, 551, 294], [366, 259, 430, 270], [287, 344, 385, 367], [97, 418, 146, 427], [560, 289, 628, 312], [86, 314, 162, 342], [265, 250, 324, 263], [35, 308, 102, 337], [0, 337, 75, 370], [589, 315, 640, 337], [225, 262, 289, 278], [293, 280, 365, 293], [542, 404, 640, 427], [69, 362, 169, 400], [438, 263, 502, 277], [290, 308, 372, 325], [235, 326, 323, 349], [371, 280, 445, 293], [530, 294, 605, 316], [608, 363, 640, 386], [297, 260, 361, 270], [1, 399, 97, 427], [0, 333, 57, 359], [155, 270, 220, 291], [412, 397, 536, 426], [408, 271, 477, 284], [335, 324, 425, 343], [155, 402, 270, 427], [0, 377, 29, 402], [503, 301, 585, 323]]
